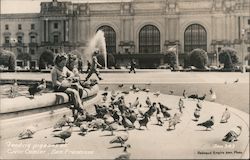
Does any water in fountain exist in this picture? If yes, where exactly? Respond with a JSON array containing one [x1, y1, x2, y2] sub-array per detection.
[[83, 30, 107, 69]]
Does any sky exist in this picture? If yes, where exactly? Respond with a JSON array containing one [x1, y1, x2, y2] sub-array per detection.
[[1, 0, 131, 14]]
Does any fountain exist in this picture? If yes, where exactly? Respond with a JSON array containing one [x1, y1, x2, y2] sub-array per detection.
[[83, 30, 107, 69]]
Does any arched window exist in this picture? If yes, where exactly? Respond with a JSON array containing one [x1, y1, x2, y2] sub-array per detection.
[[97, 26, 116, 54], [184, 24, 207, 53], [139, 25, 160, 53]]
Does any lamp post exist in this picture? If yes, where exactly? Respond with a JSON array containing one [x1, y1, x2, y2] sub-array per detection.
[[241, 29, 245, 73]]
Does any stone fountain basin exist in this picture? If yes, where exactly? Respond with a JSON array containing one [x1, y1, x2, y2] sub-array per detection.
[[0, 85, 100, 140]]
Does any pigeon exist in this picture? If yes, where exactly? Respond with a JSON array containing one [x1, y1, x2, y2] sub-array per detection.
[[158, 102, 171, 111], [178, 98, 184, 113], [141, 88, 150, 93], [126, 110, 137, 125], [88, 118, 105, 131], [220, 108, 230, 123], [28, 78, 46, 97], [54, 115, 72, 130], [197, 116, 214, 130], [102, 92, 108, 96], [138, 114, 149, 129], [104, 86, 109, 91], [188, 94, 198, 99], [114, 144, 131, 160], [121, 91, 130, 94], [209, 88, 216, 102], [145, 97, 151, 106], [168, 113, 180, 130], [197, 94, 206, 101], [196, 101, 202, 110], [131, 97, 139, 108], [233, 78, 239, 83], [118, 84, 124, 88], [160, 107, 171, 120], [53, 125, 73, 143], [121, 115, 134, 129], [169, 90, 174, 95], [18, 124, 38, 139], [110, 133, 129, 147], [130, 84, 136, 90], [144, 103, 157, 119], [153, 91, 160, 97], [102, 122, 118, 136], [8, 80, 19, 98], [156, 108, 163, 126], [183, 89, 187, 98], [193, 108, 200, 121], [222, 126, 242, 142], [79, 123, 88, 136]]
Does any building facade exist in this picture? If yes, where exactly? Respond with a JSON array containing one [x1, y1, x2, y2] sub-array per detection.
[[1, 0, 250, 69]]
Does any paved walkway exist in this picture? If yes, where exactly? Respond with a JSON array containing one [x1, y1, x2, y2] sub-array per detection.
[[0, 91, 249, 159], [0, 70, 249, 84]]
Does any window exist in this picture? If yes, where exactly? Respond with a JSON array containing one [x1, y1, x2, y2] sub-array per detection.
[[54, 23, 58, 29], [31, 24, 35, 30], [218, 47, 221, 53], [30, 36, 36, 43], [248, 47, 250, 52], [55, 49, 58, 53], [18, 24, 22, 30], [139, 25, 160, 53], [97, 26, 116, 54], [54, 35, 59, 43], [5, 24, 9, 30], [184, 24, 207, 53], [4, 36, 10, 43], [17, 36, 23, 43], [248, 19, 250, 25], [30, 49, 35, 55], [247, 32, 250, 40]]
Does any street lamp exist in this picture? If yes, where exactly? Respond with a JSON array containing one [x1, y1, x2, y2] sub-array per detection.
[[241, 29, 246, 73]]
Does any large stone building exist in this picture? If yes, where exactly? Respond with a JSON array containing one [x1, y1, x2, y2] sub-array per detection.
[[1, 0, 250, 69]]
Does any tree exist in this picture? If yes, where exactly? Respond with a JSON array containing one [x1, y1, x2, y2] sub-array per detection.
[[39, 50, 54, 70], [0, 49, 16, 71], [17, 53, 31, 66], [164, 51, 177, 69], [219, 47, 239, 69], [187, 49, 208, 69]]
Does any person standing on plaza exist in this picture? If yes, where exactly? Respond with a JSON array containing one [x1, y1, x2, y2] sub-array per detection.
[[51, 53, 84, 120], [84, 49, 103, 81], [86, 60, 91, 74], [129, 59, 136, 73]]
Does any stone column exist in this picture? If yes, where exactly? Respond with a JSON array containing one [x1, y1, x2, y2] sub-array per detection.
[[65, 20, 69, 42], [120, 18, 124, 41], [61, 20, 64, 42], [41, 20, 45, 42], [46, 19, 49, 42]]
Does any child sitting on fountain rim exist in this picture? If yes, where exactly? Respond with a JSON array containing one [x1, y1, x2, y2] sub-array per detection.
[[51, 53, 84, 119], [84, 49, 103, 81], [66, 53, 85, 98]]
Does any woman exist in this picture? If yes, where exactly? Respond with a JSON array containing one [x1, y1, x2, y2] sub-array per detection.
[[51, 53, 84, 119]]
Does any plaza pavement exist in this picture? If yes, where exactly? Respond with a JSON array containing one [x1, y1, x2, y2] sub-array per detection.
[[0, 70, 249, 84], [0, 70, 249, 159], [0, 91, 249, 159]]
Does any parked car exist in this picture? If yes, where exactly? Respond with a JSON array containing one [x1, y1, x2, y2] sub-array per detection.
[[157, 63, 171, 69]]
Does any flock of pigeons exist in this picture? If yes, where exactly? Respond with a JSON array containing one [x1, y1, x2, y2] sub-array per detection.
[[17, 82, 243, 160]]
